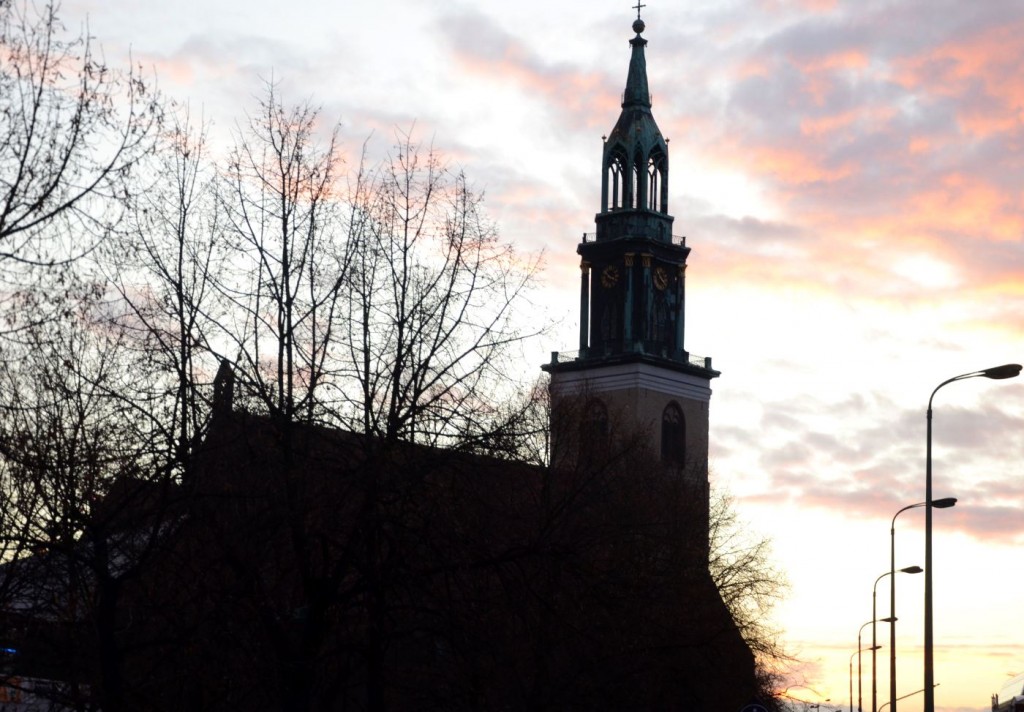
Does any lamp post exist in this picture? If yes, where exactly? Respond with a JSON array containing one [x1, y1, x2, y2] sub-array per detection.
[[924, 364, 1021, 712], [879, 684, 939, 711], [851, 642, 881, 712], [873, 568, 920, 712], [857, 620, 881, 712], [890, 498, 956, 712]]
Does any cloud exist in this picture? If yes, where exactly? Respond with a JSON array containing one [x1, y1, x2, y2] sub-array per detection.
[[435, 8, 618, 133], [722, 379, 1024, 543], [640, 0, 1024, 357]]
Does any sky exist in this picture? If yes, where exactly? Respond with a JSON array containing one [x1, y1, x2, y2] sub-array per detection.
[[55, 0, 1024, 709]]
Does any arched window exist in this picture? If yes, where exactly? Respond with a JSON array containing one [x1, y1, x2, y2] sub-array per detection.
[[580, 398, 609, 449], [608, 160, 622, 210], [661, 402, 685, 465], [607, 148, 629, 210], [632, 151, 643, 209], [648, 150, 667, 212]]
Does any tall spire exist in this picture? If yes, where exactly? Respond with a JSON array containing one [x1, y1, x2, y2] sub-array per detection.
[[623, 17, 651, 109], [598, 13, 670, 229], [545, 6, 717, 374]]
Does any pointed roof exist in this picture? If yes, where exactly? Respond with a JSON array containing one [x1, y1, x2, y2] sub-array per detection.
[[605, 17, 664, 155], [623, 19, 651, 109]]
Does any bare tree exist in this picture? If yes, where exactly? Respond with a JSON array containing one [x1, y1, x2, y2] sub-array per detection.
[[0, 307, 185, 712], [709, 487, 791, 707], [141, 85, 360, 712], [213, 82, 348, 423], [102, 109, 223, 481], [340, 130, 543, 447], [0, 0, 160, 326]]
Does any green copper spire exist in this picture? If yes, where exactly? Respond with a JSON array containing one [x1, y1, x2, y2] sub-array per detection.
[[623, 18, 651, 109], [599, 14, 669, 222], [605, 15, 661, 163], [543, 3, 717, 380]]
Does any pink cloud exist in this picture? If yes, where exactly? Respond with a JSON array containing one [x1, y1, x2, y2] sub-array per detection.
[[798, 104, 897, 139], [903, 174, 1024, 241], [684, 5, 1021, 250], [894, 19, 1024, 138], [439, 11, 618, 133], [756, 0, 839, 13], [727, 140, 856, 186], [458, 55, 612, 123]]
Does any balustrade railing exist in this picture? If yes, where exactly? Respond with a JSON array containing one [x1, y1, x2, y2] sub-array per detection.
[[580, 232, 686, 246], [547, 347, 713, 371]]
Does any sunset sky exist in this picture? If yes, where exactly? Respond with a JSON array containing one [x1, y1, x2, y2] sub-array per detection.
[[58, 0, 1024, 709]]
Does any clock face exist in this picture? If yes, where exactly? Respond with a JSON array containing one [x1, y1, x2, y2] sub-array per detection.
[[653, 266, 668, 290], [601, 265, 620, 288]]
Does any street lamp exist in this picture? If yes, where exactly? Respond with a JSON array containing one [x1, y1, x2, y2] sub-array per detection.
[[890, 498, 955, 712], [851, 642, 881, 712], [849, 649, 857, 712], [924, 364, 1021, 712], [879, 684, 939, 711], [873, 568, 920, 712]]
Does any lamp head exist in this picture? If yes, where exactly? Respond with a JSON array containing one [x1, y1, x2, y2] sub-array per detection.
[[932, 497, 957, 508], [900, 565, 924, 574], [982, 364, 1022, 380], [880, 616, 897, 623]]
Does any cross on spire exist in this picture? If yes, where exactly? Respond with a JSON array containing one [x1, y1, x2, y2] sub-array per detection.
[[633, 1, 646, 20]]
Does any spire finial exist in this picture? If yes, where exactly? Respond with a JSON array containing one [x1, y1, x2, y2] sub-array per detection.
[[632, 2, 646, 34]]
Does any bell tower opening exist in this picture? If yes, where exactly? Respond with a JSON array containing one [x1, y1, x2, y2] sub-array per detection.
[[647, 148, 667, 213], [605, 147, 629, 211]]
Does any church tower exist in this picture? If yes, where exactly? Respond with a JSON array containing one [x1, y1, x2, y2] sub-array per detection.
[[543, 13, 719, 536]]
